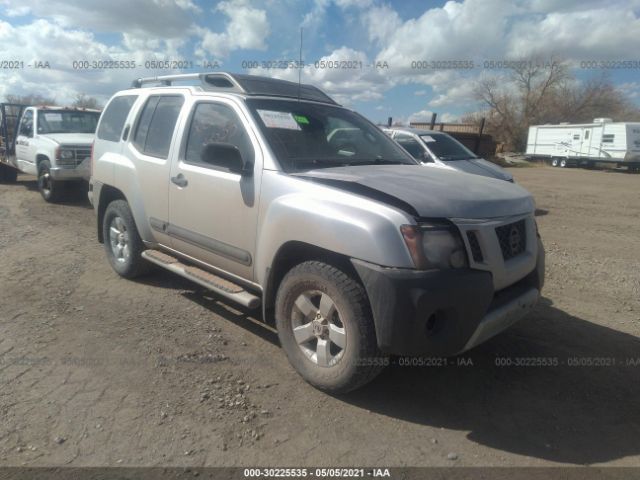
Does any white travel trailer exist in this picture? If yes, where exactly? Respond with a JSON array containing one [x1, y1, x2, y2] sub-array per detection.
[[526, 118, 640, 170]]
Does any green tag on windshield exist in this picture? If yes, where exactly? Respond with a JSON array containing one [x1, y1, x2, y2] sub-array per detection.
[[294, 114, 309, 124]]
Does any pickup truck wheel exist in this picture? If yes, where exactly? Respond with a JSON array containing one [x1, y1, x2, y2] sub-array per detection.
[[0, 164, 18, 183], [37, 160, 63, 202], [275, 261, 385, 393], [102, 200, 151, 279]]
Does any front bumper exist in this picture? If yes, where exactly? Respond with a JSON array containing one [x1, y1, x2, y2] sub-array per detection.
[[50, 159, 90, 181], [352, 239, 545, 356]]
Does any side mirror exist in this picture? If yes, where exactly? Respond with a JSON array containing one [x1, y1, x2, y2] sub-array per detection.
[[201, 142, 252, 176]]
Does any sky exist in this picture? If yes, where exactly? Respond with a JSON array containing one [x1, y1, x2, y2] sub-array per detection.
[[0, 0, 639, 124]]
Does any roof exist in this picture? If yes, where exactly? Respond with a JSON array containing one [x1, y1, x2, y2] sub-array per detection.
[[130, 72, 338, 106], [532, 121, 640, 128]]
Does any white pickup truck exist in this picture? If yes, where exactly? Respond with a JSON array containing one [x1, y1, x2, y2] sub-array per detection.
[[0, 104, 100, 201]]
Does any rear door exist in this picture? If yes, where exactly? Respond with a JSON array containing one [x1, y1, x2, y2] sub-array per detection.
[[167, 98, 262, 281], [123, 94, 185, 247]]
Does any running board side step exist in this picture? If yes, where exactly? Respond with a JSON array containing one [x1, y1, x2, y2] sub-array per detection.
[[142, 249, 261, 309]]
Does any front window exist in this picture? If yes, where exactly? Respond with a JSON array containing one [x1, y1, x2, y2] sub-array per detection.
[[420, 133, 477, 161], [395, 133, 426, 160], [38, 110, 100, 134], [246, 99, 416, 171]]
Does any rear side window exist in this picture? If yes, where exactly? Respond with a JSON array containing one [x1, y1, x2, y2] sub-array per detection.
[[97, 95, 137, 142], [133, 95, 184, 159]]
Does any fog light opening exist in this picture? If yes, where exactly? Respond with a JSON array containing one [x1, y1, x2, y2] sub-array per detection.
[[425, 310, 446, 337]]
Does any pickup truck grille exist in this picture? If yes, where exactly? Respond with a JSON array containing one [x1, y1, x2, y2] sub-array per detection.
[[58, 145, 91, 167], [495, 219, 526, 260]]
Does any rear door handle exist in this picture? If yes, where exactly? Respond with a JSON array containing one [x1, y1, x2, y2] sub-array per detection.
[[171, 174, 188, 188]]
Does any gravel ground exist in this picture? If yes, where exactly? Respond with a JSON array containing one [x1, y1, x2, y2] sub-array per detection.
[[0, 166, 638, 467]]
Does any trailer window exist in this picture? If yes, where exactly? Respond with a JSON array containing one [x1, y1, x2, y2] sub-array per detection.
[[602, 134, 614, 143], [573, 134, 579, 140], [585, 130, 590, 140]]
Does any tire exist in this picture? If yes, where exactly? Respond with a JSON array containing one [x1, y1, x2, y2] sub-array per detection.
[[560, 159, 567, 168], [275, 261, 385, 393], [102, 199, 152, 279], [0, 163, 18, 183], [37, 160, 63, 202], [551, 158, 559, 167]]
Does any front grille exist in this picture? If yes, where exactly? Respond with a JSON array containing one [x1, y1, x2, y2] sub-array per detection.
[[58, 145, 91, 168], [495, 219, 526, 260], [466, 231, 483, 262]]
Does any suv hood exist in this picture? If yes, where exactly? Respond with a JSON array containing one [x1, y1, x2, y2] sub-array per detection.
[[293, 165, 533, 219], [40, 133, 94, 145], [442, 158, 513, 182]]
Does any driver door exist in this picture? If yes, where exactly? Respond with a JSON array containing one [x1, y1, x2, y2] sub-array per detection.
[[15, 109, 37, 174], [168, 99, 262, 281]]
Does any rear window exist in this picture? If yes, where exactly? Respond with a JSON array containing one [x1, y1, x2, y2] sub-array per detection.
[[133, 95, 184, 159], [97, 95, 137, 142]]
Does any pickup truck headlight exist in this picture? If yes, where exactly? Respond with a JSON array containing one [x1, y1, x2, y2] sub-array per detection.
[[400, 223, 468, 270], [57, 149, 75, 160]]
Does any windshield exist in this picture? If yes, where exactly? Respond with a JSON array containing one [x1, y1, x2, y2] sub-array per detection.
[[37, 111, 100, 134], [420, 133, 478, 161], [246, 99, 417, 171]]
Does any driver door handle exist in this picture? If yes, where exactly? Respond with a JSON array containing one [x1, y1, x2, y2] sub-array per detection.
[[171, 173, 188, 188]]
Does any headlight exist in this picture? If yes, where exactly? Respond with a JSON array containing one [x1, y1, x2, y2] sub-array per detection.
[[400, 222, 468, 270], [59, 149, 74, 159]]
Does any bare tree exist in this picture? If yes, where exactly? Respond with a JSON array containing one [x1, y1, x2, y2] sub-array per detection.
[[5, 94, 56, 106], [474, 57, 567, 151], [72, 93, 101, 110], [473, 57, 640, 151]]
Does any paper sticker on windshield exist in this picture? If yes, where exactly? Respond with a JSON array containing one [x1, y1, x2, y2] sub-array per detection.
[[43, 113, 63, 122], [420, 135, 436, 143], [257, 110, 301, 130], [293, 114, 309, 125]]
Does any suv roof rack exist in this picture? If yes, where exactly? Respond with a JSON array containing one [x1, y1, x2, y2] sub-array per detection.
[[130, 72, 338, 105]]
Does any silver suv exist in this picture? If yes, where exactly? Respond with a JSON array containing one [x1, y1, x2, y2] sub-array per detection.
[[90, 73, 544, 392]]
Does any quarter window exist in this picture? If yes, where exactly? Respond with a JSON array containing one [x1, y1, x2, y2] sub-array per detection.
[[97, 95, 137, 142], [133, 95, 184, 159], [184, 102, 254, 169]]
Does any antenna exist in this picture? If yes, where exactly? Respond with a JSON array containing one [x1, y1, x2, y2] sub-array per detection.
[[298, 27, 303, 101]]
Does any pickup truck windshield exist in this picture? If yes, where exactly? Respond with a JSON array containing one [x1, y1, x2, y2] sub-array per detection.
[[246, 99, 417, 171], [37, 111, 100, 134], [420, 133, 478, 161]]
